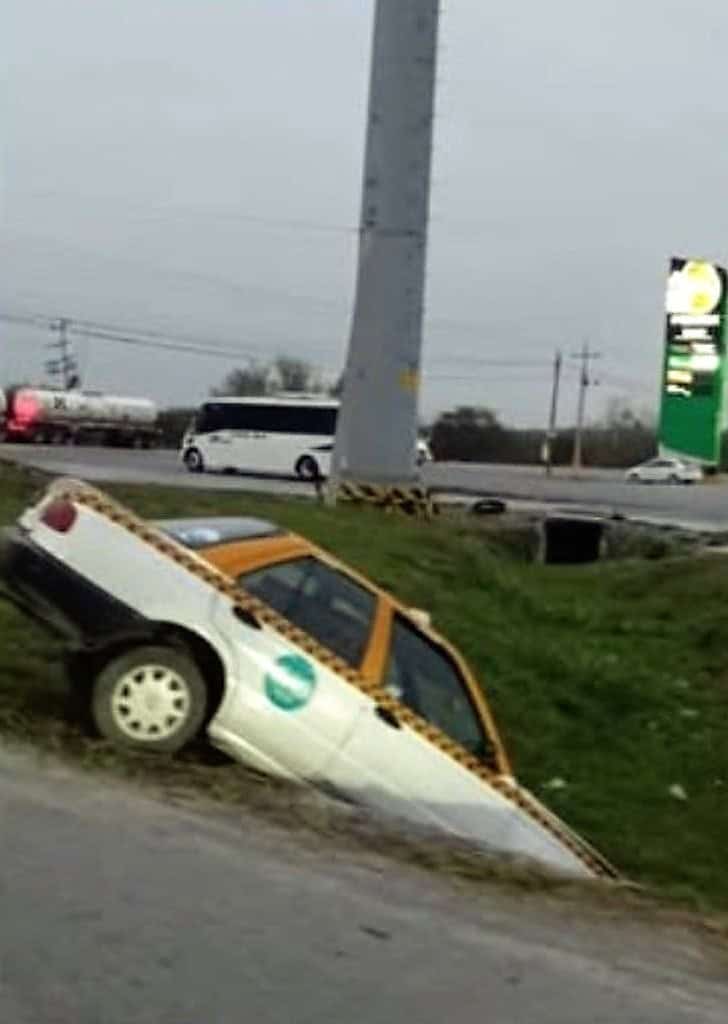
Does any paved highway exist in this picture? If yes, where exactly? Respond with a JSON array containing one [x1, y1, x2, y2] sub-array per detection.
[[427, 462, 728, 529], [1, 744, 725, 1024], [3, 444, 728, 529]]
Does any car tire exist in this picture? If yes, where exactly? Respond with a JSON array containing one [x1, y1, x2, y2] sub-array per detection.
[[91, 645, 208, 754], [184, 447, 205, 473], [295, 455, 320, 481], [669, 474, 680, 485]]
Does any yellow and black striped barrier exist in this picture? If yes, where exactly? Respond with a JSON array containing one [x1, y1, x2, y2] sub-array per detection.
[[334, 481, 440, 520]]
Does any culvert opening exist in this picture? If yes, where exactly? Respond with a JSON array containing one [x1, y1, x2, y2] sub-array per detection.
[[540, 516, 606, 565]]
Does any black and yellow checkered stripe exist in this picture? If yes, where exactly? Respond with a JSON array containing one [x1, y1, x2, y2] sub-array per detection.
[[336, 481, 439, 519], [55, 479, 617, 880]]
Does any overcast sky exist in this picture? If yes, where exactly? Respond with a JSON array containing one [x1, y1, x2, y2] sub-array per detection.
[[4, 0, 728, 426]]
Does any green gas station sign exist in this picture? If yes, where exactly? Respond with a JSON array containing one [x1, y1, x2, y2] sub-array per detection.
[[658, 258, 727, 464]]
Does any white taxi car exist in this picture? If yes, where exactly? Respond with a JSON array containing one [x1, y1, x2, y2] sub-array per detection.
[[0, 478, 614, 880]]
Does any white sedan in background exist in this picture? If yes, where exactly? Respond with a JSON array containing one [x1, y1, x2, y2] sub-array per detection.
[[625, 457, 703, 485]]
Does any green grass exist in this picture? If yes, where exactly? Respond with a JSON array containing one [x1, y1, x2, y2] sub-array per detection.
[[1, 462, 727, 916]]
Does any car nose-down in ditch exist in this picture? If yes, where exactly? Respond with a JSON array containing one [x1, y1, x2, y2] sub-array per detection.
[[0, 478, 616, 881]]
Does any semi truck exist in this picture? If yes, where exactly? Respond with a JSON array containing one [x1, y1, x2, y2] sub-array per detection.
[[1, 387, 160, 448]]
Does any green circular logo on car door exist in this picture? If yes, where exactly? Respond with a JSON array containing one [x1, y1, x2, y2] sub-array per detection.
[[264, 654, 317, 712]]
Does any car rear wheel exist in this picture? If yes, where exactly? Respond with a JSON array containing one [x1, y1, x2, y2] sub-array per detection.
[[91, 645, 208, 753], [184, 447, 205, 473], [295, 455, 320, 480]]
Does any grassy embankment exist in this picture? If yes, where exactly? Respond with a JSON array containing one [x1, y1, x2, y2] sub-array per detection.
[[0, 462, 726, 914]]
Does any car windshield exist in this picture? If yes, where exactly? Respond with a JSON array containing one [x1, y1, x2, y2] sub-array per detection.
[[384, 615, 495, 764]]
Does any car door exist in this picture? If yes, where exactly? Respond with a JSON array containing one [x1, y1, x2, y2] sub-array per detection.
[[325, 606, 495, 823], [639, 458, 660, 481], [325, 614, 513, 834], [655, 458, 677, 482], [209, 555, 376, 781], [325, 613, 589, 872]]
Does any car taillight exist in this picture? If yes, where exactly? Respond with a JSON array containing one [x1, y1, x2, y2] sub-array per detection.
[[41, 499, 77, 533]]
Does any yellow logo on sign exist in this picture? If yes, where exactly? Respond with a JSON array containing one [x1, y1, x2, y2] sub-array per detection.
[[666, 261, 723, 316]]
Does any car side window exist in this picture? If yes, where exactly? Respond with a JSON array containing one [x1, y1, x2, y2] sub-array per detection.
[[238, 557, 376, 668], [385, 616, 492, 761]]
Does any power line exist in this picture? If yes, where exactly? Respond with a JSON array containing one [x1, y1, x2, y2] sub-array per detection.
[[19, 190, 357, 236], [26, 311, 259, 356], [0, 308, 599, 389], [0, 309, 563, 371], [0, 311, 261, 364], [425, 357, 552, 369], [423, 372, 553, 382], [70, 327, 258, 363]]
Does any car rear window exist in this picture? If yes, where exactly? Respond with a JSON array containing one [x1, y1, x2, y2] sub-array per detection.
[[156, 517, 281, 550]]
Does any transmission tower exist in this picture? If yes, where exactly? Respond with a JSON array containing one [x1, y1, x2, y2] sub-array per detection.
[[46, 318, 81, 390]]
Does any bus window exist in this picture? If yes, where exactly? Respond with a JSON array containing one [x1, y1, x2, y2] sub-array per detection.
[[196, 402, 338, 436], [196, 403, 234, 433]]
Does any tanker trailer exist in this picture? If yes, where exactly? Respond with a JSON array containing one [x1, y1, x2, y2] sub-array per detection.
[[4, 388, 160, 448]]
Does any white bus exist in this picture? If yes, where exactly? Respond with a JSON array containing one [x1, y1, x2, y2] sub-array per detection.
[[180, 395, 432, 479]]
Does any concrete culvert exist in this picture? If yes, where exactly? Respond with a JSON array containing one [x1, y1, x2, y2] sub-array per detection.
[[540, 515, 607, 565]]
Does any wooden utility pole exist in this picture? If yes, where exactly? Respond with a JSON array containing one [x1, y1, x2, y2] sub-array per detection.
[[571, 342, 601, 471], [544, 349, 562, 476]]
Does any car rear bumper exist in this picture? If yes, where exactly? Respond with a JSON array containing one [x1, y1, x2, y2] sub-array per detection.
[[0, 527, 146, 646]]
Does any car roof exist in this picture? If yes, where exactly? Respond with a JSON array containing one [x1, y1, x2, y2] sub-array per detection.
[[155, 517, 284, 550]]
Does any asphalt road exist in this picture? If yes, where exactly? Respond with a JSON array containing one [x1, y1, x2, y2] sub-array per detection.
[[1, 745, 725, 1024], [428, 462, 728, 530], [3, 444, 728, 529]]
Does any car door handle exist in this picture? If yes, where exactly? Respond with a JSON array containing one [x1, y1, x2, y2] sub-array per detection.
[[233, 605, 262, 630], [375, 705, 401, 730]]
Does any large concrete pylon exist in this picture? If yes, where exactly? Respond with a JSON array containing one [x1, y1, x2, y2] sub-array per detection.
[[332, 0, 441, 485]]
